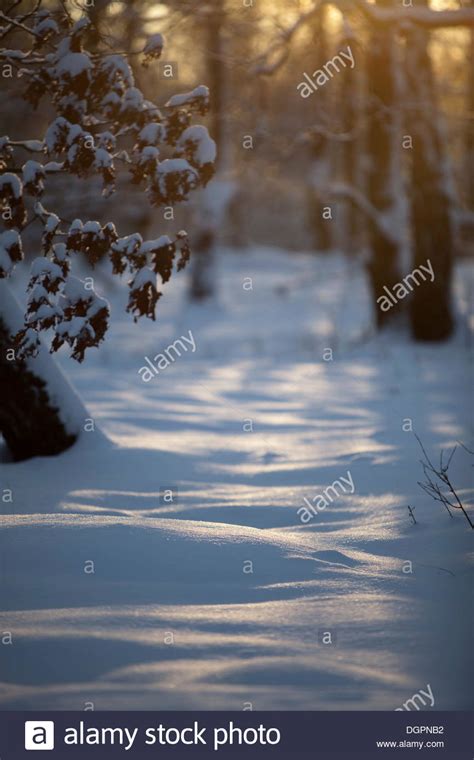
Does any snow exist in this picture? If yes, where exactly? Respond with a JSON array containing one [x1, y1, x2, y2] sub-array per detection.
[[0, 229, 20, 249], [43, 162, 63, 173], [93, 148, 113, 169], [22, 140, 44, 152], [140, 235, 172, 254], [71, 18, 90, 35], [0, 248, 472, 710], [0, 172, 22, 199], [356, 3, 474, 28], [196, 178, 236, 227], [96, 131, 116, 149], [32, 9, 59, 39], [0, 249, 12, 276], [44, 117, 69, 154], [55, 52, 92, 78], [22, 160, 44, 185], [144, 34, 164, 57], [178, 125, 217, 165], [0, 230, 22, 276], [165, 85, 209, 108], [27, 283, 48, 302], [157, 158, 194, 176], [100, 55, 135, 88], [122, 87, 144, 111], [113, 233, 142, 255], [62, 276, 89, 302], [140, 146, 159, 161], [1, 50, 26, 60], [0, 281, 96, 443], [82, 221, 101, 235], [139, 122, 165, 145], [102, 91, 121, 108], [158, 158, 193, 174], [53, 243, 67, 263], [130, 267, 157, 289], [87, 295, 109, 318], [57, 316, 88, 339], [44, 214, 60, 233], [29, 257, 63, 281], [31, 302, 57, 321], [66, 124, 84, 146]]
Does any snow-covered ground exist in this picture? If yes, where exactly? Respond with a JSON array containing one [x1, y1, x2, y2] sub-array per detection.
[[0, 247, 473, 710]]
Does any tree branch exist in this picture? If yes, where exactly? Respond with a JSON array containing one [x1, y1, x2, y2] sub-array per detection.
[[352, 0, 474, 29], [0, 11, 40, 38], [254, 0, 474, 78], [326, 182, 399, 244]]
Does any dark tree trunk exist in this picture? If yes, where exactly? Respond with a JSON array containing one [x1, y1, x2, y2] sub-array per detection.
[[0, 321, 76, 461], [0, 283, 86, 461], [189, 0, 225, 302], [405, 3, 455, 341], [467, 14, 474, 210], [307, 6, 332, 253], [86, 0, 111, 46], [366, 2, 401, 324], [340, 26, 360, 255], [189, 228, 215, 301]]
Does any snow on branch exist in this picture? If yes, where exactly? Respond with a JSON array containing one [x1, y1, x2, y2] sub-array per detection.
[[351, 0, 474, 29], [0, 11, 42, 39], [1, 5, 217, 361], [0, 229, 22, 277], [254, 0, 474, 76], [326, 182, 399, 245]]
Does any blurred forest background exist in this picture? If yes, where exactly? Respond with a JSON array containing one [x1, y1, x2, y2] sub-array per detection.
[[1, 1, 473, 712], [1, 0, 473, 339]]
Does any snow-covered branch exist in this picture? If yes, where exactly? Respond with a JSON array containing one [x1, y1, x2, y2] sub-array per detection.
[[255, 0, 474, 77], [352, 1, 474, 29], [0, 11, 41, 39], [327, 182, 399, 245], [0, 8, 217, 362]]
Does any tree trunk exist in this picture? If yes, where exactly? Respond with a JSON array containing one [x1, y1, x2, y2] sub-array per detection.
[[0, 282, 91, 461], [188, 227, 215, 301], [405, 3, 455, 341], [189, 0, 226, 301], [467, 4, 474, 211], [340, 24, 360, 255], [307, 6, 333, 253], [365, 1, 402, 324]]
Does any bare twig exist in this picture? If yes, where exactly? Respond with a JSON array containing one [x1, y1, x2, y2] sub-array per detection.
[[415, 434, 474, 530]]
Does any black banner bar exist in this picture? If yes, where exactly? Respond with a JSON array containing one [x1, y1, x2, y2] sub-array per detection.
[[1, 711, 472, 759]]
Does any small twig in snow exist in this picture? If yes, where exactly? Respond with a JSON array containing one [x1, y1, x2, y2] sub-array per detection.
[[415, 433, 474, 530]]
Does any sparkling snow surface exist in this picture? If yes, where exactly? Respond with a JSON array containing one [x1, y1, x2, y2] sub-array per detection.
[[0, 248, 472, 710]]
